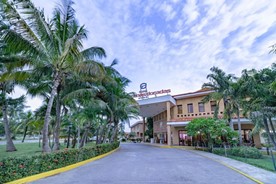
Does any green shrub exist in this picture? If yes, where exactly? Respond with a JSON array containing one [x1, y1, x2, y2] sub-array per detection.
[[213, 148, 228, 155], [212, 146, 262, 159], [229, 146, 262, 159], [0, 142, 120, 183]]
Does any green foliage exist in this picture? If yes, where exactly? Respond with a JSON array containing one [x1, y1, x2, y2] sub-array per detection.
[[0, 142, 120, 183], [187, 118, 238, 151], [145, 117, 153, 138], [229, 155, 275, 172], [213, 146, 262, 159], [230, 146, 262, 159]]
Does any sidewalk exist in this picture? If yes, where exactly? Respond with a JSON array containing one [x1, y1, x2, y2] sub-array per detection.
[[143, 143, 276, 184]]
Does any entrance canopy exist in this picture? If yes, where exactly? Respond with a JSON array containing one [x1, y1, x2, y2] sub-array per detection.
[[167, 121, 190, 127], [137, 95, 176, 117]]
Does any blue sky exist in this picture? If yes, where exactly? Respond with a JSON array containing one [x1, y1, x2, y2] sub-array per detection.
[[19, 0, 276, 110]]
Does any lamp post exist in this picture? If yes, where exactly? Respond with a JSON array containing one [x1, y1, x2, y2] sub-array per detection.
[[66, 123, 72, 148]]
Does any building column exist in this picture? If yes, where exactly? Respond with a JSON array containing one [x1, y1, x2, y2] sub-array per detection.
[[166, 101, 170, 121], [166, 101, 171, 145], [167, 125, 171, 146], [143, 117, 146, 142]]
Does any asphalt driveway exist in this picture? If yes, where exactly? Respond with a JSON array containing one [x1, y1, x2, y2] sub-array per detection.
[[31, 143, 255, 184]]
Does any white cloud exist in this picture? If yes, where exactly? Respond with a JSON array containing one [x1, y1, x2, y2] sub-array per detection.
[[159, 2, 176, 21], [24, 0, 276, 103], [182, 0, 199, 24]]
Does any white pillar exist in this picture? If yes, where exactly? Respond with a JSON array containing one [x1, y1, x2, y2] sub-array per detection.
[[167, 125, 171, 146], [143, 117, 146, 142], [166, 102, 170, 121]]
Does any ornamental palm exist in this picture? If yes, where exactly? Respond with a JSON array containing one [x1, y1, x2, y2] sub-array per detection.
[[202, 67, 235, 129], [240, 66, 276, 149], [0, 0, 105, 152]]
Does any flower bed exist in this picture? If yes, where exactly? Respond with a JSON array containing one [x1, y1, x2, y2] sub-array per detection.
[[0, 142, 120, 183]]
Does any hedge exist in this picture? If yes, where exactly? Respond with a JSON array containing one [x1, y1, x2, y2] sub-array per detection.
[[0, 142, 120, 183], [213, 146, 262, 159]]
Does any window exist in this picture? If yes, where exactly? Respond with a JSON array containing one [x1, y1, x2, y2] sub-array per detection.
[[210, 101, 217, 111], [187, 103, 193, 113], [198, 102, 205, 112], [177, 105, 183, 114]]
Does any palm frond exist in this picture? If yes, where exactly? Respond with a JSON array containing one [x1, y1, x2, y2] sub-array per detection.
[[81, 46, 106, 60], [0, 0, 47, 57], [62, 88, 97, 102]]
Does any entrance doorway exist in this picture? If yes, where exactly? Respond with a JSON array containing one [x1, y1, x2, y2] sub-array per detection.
[[178, 130, 192, 146]]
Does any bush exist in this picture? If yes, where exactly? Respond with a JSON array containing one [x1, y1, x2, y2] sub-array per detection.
[[230, 146, 262, 159], [0, 142, 120, 183], [213, 148, 227, 156], [212, 146, 262, 159]]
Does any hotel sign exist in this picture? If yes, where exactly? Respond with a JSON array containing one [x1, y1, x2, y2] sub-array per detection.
[[133, 89, 171, 98], [133, 83, 171, 98]]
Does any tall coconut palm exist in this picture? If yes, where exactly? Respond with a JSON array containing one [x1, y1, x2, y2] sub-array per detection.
[[98, 60, 139, 142], [1, 0, 105, 152], [202, 67, 235, 129]]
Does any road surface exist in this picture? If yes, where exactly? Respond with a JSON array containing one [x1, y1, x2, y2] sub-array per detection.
[[31, 143, 255, 184]]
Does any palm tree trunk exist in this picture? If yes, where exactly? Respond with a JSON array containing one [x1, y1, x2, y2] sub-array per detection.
[[225, 99, 234, 130], [71, 135, 77, 148], [80, 126, 88, 148], [103, 123, 111, 143], [268, 116, 276, 141], [97, 126, 105, 144], [237, 107, 242, 145], [22, 125, 28, 143], [214, 101, 219, 119], [268, 116, 276, 150], [53, 91, 61, 151], [96, 128, 99, 144], [263, 116, 276, 149], [2, 95, 17, 152], [42, 73, 61, 153], [111, 121, 119, 143]]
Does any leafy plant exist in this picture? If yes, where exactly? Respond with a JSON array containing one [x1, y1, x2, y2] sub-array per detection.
[[0, 142, 119, 183]]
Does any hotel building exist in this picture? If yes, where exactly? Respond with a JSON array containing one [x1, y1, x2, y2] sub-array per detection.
[[137, 88, 262, 147], [130, 121, 147, 140]]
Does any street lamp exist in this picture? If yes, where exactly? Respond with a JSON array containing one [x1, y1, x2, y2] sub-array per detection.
[[66, 123, 72, 148]]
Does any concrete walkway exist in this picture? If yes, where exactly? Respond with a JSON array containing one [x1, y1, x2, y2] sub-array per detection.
[[144, 143, 276, 184]]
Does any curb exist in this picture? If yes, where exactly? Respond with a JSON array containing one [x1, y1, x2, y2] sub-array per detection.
[[6, 147, 120, 184]]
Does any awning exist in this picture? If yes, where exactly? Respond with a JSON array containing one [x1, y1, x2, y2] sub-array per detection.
[[167, 121, 190, 127], [137, 95, 176, 117]]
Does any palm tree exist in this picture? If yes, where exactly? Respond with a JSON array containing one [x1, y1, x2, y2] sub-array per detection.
[[202, 67, 235, 129], [240, 66, 276, 149], [228, 80, 244, 145], [1, 0, 105, 152], [98, 60, 139, 142]]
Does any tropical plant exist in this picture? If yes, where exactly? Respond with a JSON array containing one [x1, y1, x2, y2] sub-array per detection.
[[239, 64, 276, 149], [202, 67, 235, 129], [1, 0, 106, 152], [186, 118, 238, 152]]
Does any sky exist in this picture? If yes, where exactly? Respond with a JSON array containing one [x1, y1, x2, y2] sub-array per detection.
[[13, 0, 276, 127]]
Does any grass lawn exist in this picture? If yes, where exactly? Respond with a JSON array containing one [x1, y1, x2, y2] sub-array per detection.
[[0, 141, 96, 159], [192, 147, 276, 172], [229, 155, 276, 172], [0, 142, 42, 159]]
